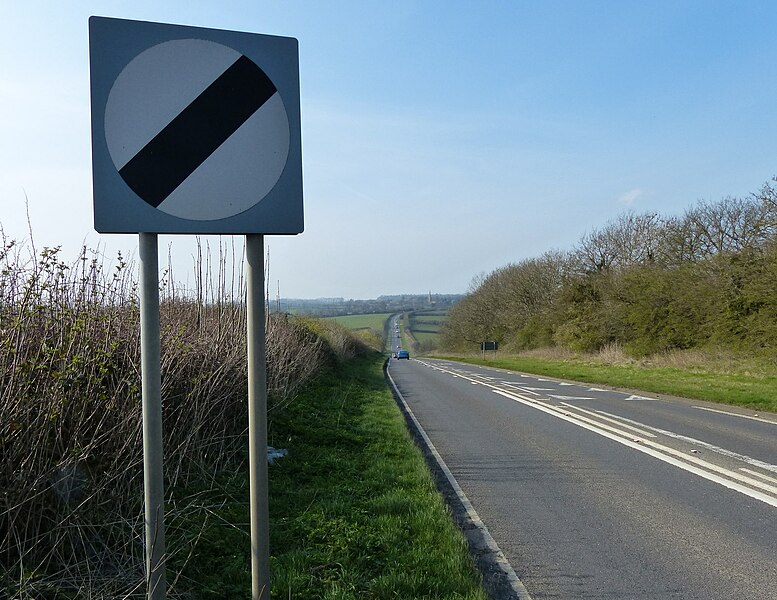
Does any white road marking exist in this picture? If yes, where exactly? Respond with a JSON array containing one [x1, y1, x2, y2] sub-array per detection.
[[493, 389, 777, 508], [693, 405, 777, 425], [387, 363, 534, 599], [419, 359, 777, 506], [560, 403, 657, 438], [741, 468, 777, 486], [597, 411, 777, 475], [503, 384, 541, 396]]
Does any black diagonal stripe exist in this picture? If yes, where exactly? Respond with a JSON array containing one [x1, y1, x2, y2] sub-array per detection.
[[119, 55, 277, 208]]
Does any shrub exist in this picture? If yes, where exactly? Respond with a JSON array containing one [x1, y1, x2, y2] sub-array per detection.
[[0, 238, 356, 597]]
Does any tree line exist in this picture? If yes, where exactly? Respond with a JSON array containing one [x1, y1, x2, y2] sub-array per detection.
[[441, 178, 777, 356]]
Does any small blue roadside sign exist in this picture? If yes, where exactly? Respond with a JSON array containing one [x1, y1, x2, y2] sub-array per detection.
[[89, 17, 303, 234]]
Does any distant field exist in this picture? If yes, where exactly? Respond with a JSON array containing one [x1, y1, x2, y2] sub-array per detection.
[[327, 313, 393, 332], [413, 330, 441, 343], [326, 311, 449, 349], [409, 311, 449, 347]]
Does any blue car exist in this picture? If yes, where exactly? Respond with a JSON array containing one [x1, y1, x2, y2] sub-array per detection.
[[396, 350, 410, 360]]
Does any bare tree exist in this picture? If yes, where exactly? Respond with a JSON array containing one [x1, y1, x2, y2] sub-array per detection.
[[754, 177, 777, 237], [571, 212, 666, 273], [682, 196, 768, 258]]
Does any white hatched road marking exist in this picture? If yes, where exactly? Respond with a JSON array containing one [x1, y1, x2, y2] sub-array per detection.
[[417, 360, 777, 508], [598, 410, 777, 475]]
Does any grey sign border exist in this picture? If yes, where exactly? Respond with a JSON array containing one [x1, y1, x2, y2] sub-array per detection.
[[89, 16, 303, 234]]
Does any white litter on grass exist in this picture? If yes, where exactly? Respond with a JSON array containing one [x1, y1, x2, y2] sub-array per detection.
[[267, 447, 288, 465]]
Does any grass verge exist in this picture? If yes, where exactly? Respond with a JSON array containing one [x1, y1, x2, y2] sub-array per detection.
[[169, 352, 486, 599], [436, 351, 777, 414]]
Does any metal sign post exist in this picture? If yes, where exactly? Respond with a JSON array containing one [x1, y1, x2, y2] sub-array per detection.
[[89, 18, 302, 599], [246, 234, 270, 598], [139, 232, 166, 599]]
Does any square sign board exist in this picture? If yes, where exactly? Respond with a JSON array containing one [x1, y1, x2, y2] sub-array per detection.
[[89, 16, 303, 234]]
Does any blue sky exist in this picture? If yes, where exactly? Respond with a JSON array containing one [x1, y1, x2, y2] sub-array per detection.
[[2, 1, 777, 298]]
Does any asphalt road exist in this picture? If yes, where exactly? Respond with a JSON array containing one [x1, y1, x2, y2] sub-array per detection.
[[388, 313, 404, 355], [387, 357, 777, 600]]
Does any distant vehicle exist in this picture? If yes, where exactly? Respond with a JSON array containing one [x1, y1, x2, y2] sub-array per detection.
[[396, 350, 410, 360]]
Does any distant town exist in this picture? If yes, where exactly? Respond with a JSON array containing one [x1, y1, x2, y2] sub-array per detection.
[[275, 293, 464, 317]]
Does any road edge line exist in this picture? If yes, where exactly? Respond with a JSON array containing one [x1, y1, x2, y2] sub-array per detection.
[[385, 360, 533, 600]]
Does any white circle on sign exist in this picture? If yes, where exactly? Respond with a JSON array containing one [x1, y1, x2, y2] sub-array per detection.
[[104, 38, 290, 221]]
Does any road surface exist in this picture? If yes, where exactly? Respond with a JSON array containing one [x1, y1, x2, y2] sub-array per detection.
[[387, 357, 777, 599]]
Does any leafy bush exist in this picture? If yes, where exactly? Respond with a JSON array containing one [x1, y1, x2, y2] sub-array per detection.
[[442, 179, 777, 358]]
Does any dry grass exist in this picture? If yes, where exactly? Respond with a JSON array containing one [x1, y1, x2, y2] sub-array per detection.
[[512, 346, 577, 362], [638, 347, 777, 378], [470, 342, 777, 379], [0, 234, 364, 598], [492, 342, 774, 380], [516, 343, 777, 381]]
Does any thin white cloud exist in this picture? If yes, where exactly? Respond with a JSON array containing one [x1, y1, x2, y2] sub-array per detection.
[[618, 188, 642, 206]]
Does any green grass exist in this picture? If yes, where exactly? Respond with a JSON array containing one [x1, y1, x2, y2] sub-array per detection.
[[327, 313, 393, 332], [438, 353, 777, 413], [408, 312, 449, 350], [413, 330, 441, 345], [169, 353, 486, 599]]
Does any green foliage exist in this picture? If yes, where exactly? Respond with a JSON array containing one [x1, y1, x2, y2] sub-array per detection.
[[550, 272, 625, 353], [442, 182, 777, 359], [617, 264, 713, 356], [715, 247, 777, 346], [508, 313, 555, 350]]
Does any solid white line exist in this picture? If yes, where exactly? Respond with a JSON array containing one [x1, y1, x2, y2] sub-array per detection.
[[387, 364, 533, 599], [597, 411, 777, 476], [559, 403, 657, 438], [741, 468, 777, 486], [693, 405, 777, 425]]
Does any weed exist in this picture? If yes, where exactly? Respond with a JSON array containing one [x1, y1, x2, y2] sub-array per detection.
[[0, 234, 365, 597]]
